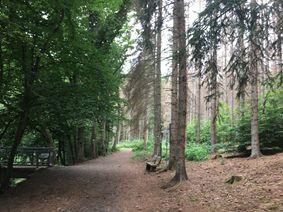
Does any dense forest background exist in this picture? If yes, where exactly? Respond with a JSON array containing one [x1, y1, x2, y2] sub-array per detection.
[[0, 0, 282, 189]]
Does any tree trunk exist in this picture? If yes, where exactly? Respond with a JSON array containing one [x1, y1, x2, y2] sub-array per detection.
[[196, 68, 201, 145], [143, 109, 148, 151], [153, 0, 162, 157], [112, 121, 120, 152], [210, 92, 217, 151], [41, 128, 56, 165], [0, 37, 3, 92], [210, 49, 218, 152], [250, 0, 262, 158], [101, 120, 107, 156], [166, 0, 188, 187], [2, 44, 30, 189], [168, 1, 178, 170], [276, 2, 283, 74], [67, 134, 75, 164], [2, 108, 29, 188], [91, 121, 98, 159], [76, 126, 85, 163], [210, 10, 218, 153]]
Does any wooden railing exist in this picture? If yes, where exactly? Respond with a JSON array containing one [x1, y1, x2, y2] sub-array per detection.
[[0, 147, 54, 168]]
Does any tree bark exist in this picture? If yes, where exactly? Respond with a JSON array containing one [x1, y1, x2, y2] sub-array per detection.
[[166, 0, 188, 187], [40, 128, 56, 165], [2, 44, 30, 189], [0, 37, 3, 93], [91, 121, 98, 159], [76, 126, 85, 163], [196, 73, 201, 144], [143, 109, 148, 151], [250, 0, 262, 158], [210, 41, 218, 152], [168, 1, 178, 170], [112, 121, 120, 152], [101, 120, 107, 156], [275, 1, 283, 74], [153, 0, 162, 157]]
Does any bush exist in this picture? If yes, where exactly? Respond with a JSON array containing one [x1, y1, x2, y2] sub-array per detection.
[[185, 143, 209, 161], [118, 140, 144, 151], [233, 88, 283, 154], [132, 150, 152, 160], [186, 88, 283, 155], [187, 120, 211, 144]]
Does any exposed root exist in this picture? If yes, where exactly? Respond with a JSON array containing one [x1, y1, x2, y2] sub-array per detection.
[[156, 167, 168, 174], [248, 153, 264, 159], [161, 180, 182, 192]]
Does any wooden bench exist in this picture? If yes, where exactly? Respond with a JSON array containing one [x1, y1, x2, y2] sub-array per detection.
[[146, 155, 161, 172]]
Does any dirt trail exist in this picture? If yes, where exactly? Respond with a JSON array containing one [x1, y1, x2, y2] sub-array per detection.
[[0, 150, 177, 212], [1, 150, 283, 212]]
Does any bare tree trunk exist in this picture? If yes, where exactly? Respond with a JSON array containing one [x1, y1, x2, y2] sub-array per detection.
[[250, 0, 262, 158], [168, 0, 179, 170], [0, 37, 3, 93], [276, 2, 283, 74], [210, 92, 217, 149], [76, 126, 85, 162], [153, 0, 162, 157], [196, 67, 201, 144], [3, 108, 29, 188], [112, 122, 120, 152], [210, 41, 218, 153], [91, 121, 98, 159], [2, 44, 30, 189], [120, 121, 124, 141], [101, 120, 107, 156], [143, 109, 148, 150], [165, 0, 188, 187], [40, 128, 56, 165]]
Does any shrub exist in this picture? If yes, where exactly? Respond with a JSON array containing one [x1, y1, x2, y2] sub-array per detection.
[[185, 143, 209, 161], [118, 140, 144, 151]]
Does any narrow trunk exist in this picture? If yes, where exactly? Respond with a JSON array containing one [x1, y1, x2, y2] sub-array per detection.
[[0, 37, 3, 92], [196, 73, 201, 144], [91, 121, 98, 159], [2, 108, 29, 188], [168, 2, 179, 170], [276, 2, 283, 74], [153, 0, 162, 157], [112, 122, 120, 152], [2, 44, 30, 188], [41, 128, 56, 165], [0, 121, 11, 142], [210, 93, 217, 149], [250, 0, 262, 158], [120, 121, 124, 141], [76, 127, 85, 163], [101, 120, 107, 156], [67, 134, 75, 164], [210, 47, 218, 152], [143, 109, 148, 150]]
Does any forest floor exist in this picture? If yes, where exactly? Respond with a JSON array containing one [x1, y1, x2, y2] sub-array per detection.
[[0, 150, 283, 212]]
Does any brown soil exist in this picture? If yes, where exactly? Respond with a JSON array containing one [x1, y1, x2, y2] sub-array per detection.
[[0, 150, 282, 212]]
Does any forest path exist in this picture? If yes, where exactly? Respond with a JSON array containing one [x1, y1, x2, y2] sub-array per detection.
[[0, 150, 179, 212], [1, 151, 283, 212]]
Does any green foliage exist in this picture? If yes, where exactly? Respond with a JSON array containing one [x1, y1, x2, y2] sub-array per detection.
[[118, 140, 144, 150], [0, 0, 133, 171], [234, 89, 283, 153], [185, 143, 210, 161], [187, 120, 211, 144], [186, 88, 283, 155]]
